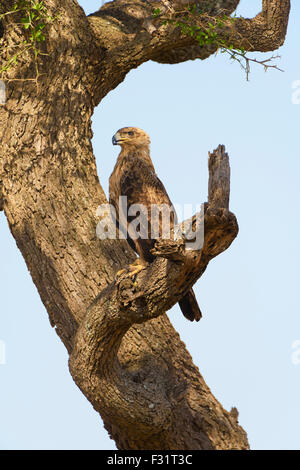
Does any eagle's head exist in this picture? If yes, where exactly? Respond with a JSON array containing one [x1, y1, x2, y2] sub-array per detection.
[[112, 127, 150, 149]]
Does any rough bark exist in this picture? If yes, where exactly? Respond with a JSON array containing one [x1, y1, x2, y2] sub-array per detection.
[[0, 0, 290, 450]]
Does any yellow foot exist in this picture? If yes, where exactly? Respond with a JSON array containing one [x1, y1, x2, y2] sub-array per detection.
[[128, 259, 148, 277], [116, 268, 126, 277], [116, 259, 147, 279]]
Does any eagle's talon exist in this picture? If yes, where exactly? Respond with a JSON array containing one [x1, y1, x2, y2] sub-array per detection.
[[127, 259, 147, 277], [116, 268, 127, 278], [116, 259, 147, 280]]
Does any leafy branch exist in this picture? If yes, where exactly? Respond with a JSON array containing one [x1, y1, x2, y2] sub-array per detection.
[[0, 0, 57, 82], [153, 6, 283, 80]]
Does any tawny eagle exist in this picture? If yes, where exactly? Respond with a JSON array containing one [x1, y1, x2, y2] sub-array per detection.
[[109, 127, 201, 322]]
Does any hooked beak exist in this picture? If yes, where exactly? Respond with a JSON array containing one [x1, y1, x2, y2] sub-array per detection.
[[112, 132, 124, 146]]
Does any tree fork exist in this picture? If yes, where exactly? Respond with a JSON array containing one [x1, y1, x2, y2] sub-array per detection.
[[69, 145, 248, 450]]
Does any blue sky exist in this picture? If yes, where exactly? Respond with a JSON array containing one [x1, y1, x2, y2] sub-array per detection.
[[0, 0, 299, 450]]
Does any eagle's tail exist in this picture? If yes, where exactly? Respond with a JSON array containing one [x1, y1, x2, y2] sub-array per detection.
[[178, 288, 202, 322]]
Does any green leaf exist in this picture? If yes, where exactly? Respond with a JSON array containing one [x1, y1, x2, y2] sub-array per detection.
[[152, 8, 160, 17]]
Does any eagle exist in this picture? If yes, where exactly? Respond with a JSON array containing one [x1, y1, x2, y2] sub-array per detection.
[[109, 127, 201, 322]]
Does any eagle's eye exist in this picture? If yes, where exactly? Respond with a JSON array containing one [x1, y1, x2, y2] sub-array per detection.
[[128, 131, 134, 136]]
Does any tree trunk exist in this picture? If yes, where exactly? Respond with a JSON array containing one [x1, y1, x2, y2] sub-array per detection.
[[0, 0, 290, 450]]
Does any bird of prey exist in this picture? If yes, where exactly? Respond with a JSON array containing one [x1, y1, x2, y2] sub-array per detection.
[[109, 127, 201, 322]]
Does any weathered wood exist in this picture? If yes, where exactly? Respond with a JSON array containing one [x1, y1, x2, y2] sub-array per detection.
[[208, 145, 230, 209]]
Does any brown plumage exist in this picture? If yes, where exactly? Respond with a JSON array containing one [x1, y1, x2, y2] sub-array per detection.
[[109, 127, 201, 322]]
